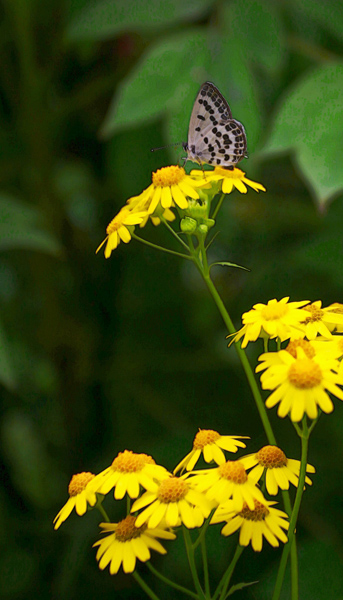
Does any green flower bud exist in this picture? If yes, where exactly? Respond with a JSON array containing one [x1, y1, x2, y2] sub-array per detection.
[[180, 217, 197, 233]]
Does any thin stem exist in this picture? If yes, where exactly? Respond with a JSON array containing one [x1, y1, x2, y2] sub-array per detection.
[[161, 217, 191, 251], [132, 571, 162, 600], [200, 537, 210, 597], [213, 544, 244, 600], [182, 527, 207, 600], [96, 503, 110, 523], [132, 232, 191, 260], [146, 563, 198, 599], [212, 193, 226, 220]]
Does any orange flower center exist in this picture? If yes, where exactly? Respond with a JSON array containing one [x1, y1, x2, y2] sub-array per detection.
[[301, 303, 323, 324], [286, 339, 315, 359], [218, 461, 247, 483], [261, 302, 288, 321], [152, 165, 185, 187], [157, 477, 189, 503], [112, 450, 154, 473], [106, 209, 129, 234], [288, 358, 322, 388], [239, 501, 269, 521], [193, 429, 221, 449], [256, 445, 287, 468], [115, 515, 146, 541], [68, 472, 95, 496], [214, 166, 243, 179]]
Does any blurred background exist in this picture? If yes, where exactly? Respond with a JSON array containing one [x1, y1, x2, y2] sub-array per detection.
[[1, 0, 343, 598]]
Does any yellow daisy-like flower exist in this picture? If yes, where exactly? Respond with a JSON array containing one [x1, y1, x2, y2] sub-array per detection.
[[53, 472, 98, 530], [229, 297, 310, 348], [93, 515, 176, 574], [211, 499, 289, 552], [240, 445, 315, 495], [96, 207, 148, 258], [324, 303, 343, 332], [191, 167, 266, 194], [257, 347, 343, 421], [189, 460, 265, 511], [89, 450, 169, 499], [173, 429, 248, 474], [131, 476, 211, 529], [298, 301, 343, 339], [127, 191, 176, 226], [137, 165, 203, 214]]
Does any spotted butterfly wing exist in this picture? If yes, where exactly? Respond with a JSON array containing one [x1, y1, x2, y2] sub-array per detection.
[[183, 82, 247, 168]]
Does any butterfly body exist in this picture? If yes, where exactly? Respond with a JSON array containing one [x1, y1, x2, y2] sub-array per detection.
[[184, 82, 247, 169]]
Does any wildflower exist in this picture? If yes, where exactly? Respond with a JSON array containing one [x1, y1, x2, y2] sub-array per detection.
[[189, 460, 265, 511], [53, 472, 98, 530], [173, 429, 248, 474], [298, 301, 343, 339], [96, 208, 148, 258], [89, 450, 169, 499], [93, 515, 176, 574], [131, 476, 211, 529], [211, 499, 289, 552], [229, 297, 309, 348], [190, 166, 266, 195], [240, 445, 315, 495], [127, 191, 176, 226], [258, 347, 343, 421], [136, 165, 203, 214]]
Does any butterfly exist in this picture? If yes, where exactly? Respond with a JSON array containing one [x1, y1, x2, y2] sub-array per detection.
[[182, 81, 247, 169]]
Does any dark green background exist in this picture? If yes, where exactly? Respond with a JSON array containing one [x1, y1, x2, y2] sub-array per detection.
[[1, 1, 343, 598]]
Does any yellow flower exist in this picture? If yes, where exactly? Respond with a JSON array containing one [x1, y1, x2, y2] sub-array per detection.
[[131, 476, 211, 529], [93, 515, 176, 574], [324, 303, 343, 332], [240, 445, 315, 495], [258, 347, 343, 421], [53, 472, 98, 530], [173, 429, 248, 474], [298, 301, 343, 339], [229, 297, 309, 348], [211, 499, 289, 552], [136, 165, 202, 214], [191, 166, 266, 194], [89, 450, 169, 499], [127, 191, 176, 226], [96, 207, 148, 258], [189, 460, 265, 511]]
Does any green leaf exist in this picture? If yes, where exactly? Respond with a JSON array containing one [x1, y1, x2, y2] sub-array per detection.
[[67, 0, 214, 42], [227, 580, 259, 596], [262, 63, 343, 208], [209, 261, 250, 271], [0, 194, 62, 254], [100, 29, 209, 137], [289, 0, 343, 43]]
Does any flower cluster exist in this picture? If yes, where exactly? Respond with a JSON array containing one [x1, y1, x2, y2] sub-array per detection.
[[230, 298, 343, 422], [96, 166, 266, 258]]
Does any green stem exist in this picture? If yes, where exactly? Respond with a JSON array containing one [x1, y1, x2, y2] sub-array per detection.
[[200, 537, 210, 597], [182, 527, 207, 600], [161, 217, 191, 251], [213, 544, 244, 600], [211, 193, 226, 220], [132, 232, 191, 260], [132, 571, 162, 600], [96, 503, 110, 523], [272, 418, 310, 600], [146, 563, 198, 599]]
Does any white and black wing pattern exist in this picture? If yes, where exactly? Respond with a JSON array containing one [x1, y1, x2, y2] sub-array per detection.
[[183, 82, 247, 168]]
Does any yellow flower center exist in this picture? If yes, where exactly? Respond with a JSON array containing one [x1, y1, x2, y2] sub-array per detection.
[[288, 358, 322, 388], [157, 477, 189, 503], [286, 339, 315, 359], [106, 208, 129, 234], [214, 166, 243, 179], [301, 303, 323, 324], [255, 446, 287, 468], [68, 472, 95, 496], [326, 303, 343, 314], [218, 461, 247, 484], [112, 450, 154, 473], [239, 501, 269, 522], [152, 165, 185, 187], [261, 303, 288, 321], [115, 515, 146, 541], [193, 429, 220, 449]]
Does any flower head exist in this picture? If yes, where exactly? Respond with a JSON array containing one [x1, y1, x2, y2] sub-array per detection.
[[189, 460, 265, 511], [131, 476, 211, 529], [96, 207, 148, 258], [93, 515, 176, 574], [258, 347, 343, 421], [190, 166, 266, 195], [53, 472, 97, 529], [229, 298, 309, 348], [89, 450, 169, 499], [298, 301, 343, 339], [137, 165, 203, 214], [240, 445, 315, 495], [173, 429, 248, 474], [211, 499, 289, 552]]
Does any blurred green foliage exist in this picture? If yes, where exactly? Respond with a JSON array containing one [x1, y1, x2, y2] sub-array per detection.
[[1, 0, 343, 598]]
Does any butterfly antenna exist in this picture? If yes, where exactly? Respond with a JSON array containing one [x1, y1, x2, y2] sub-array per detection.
[[151, 142, 183, 152]]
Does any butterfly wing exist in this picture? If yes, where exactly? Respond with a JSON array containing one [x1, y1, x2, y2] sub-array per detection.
[[186, 82, 247, 168]]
